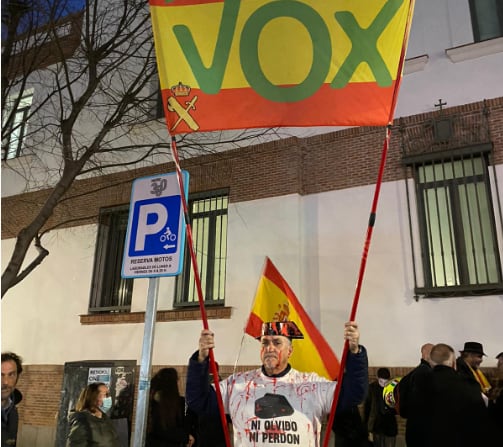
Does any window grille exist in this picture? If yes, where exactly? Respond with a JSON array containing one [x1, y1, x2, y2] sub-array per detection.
[[175, 190, 228, 306], [405, 151, 503, 297], [89, 206, 133, 312]]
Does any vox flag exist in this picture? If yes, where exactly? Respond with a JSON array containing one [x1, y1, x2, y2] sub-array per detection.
[[245, 257, 340, 379], [149, 0, 414, 134]]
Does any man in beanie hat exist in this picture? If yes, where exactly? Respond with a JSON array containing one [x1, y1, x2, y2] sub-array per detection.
[[186, 321, 368, 447], [456, 341, 491, 396]]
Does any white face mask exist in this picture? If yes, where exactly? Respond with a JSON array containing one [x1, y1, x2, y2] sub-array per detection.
[[378, 378, 388, 387], [100, 396, 113, 414]]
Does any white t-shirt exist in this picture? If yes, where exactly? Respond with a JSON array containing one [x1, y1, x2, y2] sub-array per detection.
[[217, 367, 336, 447]]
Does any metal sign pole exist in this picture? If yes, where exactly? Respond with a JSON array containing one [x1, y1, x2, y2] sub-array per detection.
[[132, 276, 159, 447]]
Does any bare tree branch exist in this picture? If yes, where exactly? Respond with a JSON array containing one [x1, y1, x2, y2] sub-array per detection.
[[1, 0, 276, 297]]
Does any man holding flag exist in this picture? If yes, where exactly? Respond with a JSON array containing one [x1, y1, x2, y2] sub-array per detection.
[[186, 320, 367, 447]]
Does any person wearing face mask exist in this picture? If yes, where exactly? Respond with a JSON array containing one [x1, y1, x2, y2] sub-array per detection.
[[100, 393, 113, 415], [66, 382, 121, 447], [363, 368, 397, 447]]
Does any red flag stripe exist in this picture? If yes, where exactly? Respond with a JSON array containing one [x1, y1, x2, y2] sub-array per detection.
[[162, 83, 396, 134]]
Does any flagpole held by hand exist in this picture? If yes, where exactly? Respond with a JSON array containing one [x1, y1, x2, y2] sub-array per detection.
[[170, 136, 232, 447]]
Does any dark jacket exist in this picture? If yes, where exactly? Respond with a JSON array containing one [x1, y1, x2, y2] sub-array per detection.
[[197, 412, 230, 447], [1, 388, 22, 447], [146, 395, 197, 447], [66, 410, 121, 447], [415, 365, 490, 447], [397, 359, 431, 447], [455, 357, 485, 394], [332, 405, 369, 447], [364, 381, 397, 437], [185, 346, 368, 418], [489, 383, 503, 438]]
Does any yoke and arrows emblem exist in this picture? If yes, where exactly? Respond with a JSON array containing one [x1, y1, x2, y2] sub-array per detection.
[[167, 82, 200, 132]]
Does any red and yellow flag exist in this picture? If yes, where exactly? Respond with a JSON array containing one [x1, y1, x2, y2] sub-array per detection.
[[149, 0, 414, 134], [245, 257, 339, 379]]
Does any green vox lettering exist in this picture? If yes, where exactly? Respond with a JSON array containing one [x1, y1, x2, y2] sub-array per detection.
[[332, 0, 404, 89], [240, 0, 330, 102], [171, 0, 404, 100], [172, 0, 241, 94]]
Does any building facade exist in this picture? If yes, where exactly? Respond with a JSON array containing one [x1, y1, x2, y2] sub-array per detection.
[[2, 0, 503, 445]]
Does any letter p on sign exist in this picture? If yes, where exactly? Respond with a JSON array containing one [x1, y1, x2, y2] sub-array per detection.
[[135, 203, 168, 251]]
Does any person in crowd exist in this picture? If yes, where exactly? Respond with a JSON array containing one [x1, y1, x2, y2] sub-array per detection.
[[364, 367, 397, 447], [196, 362, 230, 447], [1, 352, 23, 447], [332, 404, 369, 447], [146, 367, 197, 447], [456, 341, 491, 397], [66, 382, 120, 447], [416, 343, 490, 446], [488, 351, 503, 437], [396, 343, 433, 447], [186, 320, 368, 447]]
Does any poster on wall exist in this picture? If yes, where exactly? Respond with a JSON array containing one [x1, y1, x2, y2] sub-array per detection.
[[87, 367, 112, 386]]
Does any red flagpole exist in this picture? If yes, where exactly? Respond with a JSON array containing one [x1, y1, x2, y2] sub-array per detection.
[[169, 135, 232, 447], [321, 2, 415, 446]]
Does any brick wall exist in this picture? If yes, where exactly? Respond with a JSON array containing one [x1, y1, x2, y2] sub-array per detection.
[[2, 97, 502, 240], [15, 363, 498, 441], [16, 365, 64, 427]]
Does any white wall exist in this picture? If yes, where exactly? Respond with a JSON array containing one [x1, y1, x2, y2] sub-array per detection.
[[397, 0, 503, 117], [3, 168, 502, 369]]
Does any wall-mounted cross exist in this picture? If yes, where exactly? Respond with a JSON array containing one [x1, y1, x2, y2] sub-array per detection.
[[434, 98, 447, 111]]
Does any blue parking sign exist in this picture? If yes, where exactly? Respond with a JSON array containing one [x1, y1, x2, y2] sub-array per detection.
[[122, 171, 189, 278], [128, 196, 181, 257]]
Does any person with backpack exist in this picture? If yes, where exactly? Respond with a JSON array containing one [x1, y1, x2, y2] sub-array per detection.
[[364, 368, 397, 447]]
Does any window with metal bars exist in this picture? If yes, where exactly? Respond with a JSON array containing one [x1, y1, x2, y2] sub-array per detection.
[[175, 190, 228, 306], [89, 206, 133, 312], [469, 0, 503, 42], [2, 89, 33, 160], [408, 152, 503, 297]]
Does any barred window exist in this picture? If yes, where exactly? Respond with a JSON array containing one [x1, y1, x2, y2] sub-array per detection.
[[89, 206, 133, 312], [175, 190, 228, 307], [409, 152, 502, 296]]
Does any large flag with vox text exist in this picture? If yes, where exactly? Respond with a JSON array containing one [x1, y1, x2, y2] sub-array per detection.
[[245, 257, 340, 379], [149, 0, 414, 134]]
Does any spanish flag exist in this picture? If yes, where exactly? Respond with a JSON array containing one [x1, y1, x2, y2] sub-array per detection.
[[245, 257, 340, 379], [149, 0, 414, 134]]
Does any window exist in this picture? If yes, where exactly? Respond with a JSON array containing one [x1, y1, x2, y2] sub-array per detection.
[[175, 190, 228, 307], [411, 153, 502, 296], [89, 206, 133, 312], [469, 0, 503, 41], [1, 89, 33, 160], [155, 84, 164, 119]]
